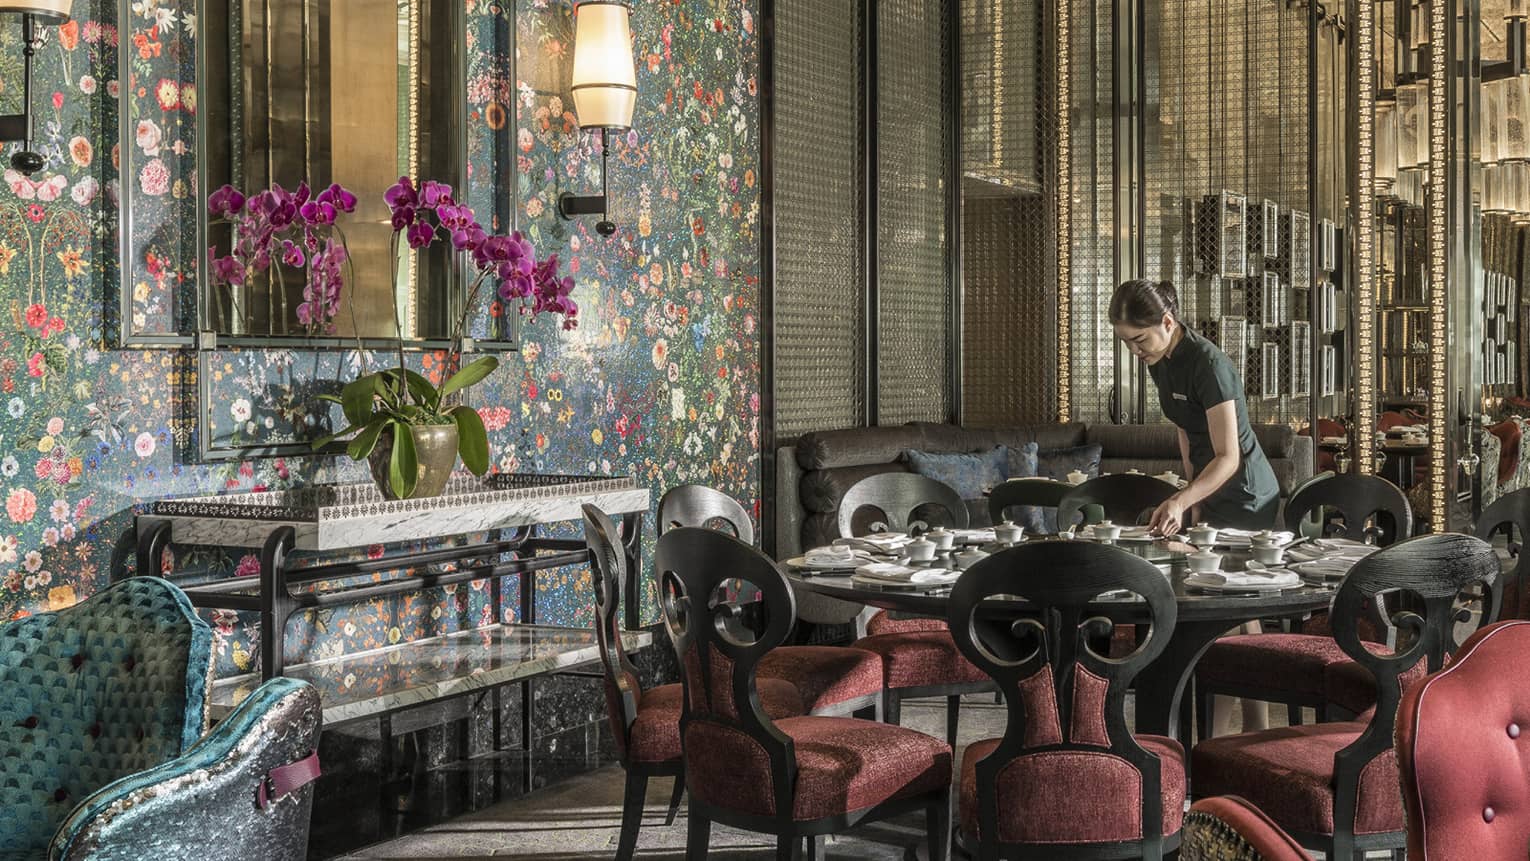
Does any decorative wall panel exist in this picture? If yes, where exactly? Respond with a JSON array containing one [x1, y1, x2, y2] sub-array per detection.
[[1067, 0, 1115, 423]]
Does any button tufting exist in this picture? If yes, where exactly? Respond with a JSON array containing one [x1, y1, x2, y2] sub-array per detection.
[[1511, 724, 1521, 739], [88, 722, 101, 738], [70, 653, 84, 669], [16, 716, 37, 729], [1485, 807, 1496, 823], [53, 788, 68, 803], [124, 656, 136, 671]]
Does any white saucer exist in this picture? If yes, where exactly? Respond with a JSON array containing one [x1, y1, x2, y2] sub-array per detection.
[[1183, 572, 1293, 593], [786, 555, 861, 571]]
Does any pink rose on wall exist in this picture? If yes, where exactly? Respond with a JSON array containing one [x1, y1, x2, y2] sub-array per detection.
[[70, 176, 98, 206], [135, 119, 161, 155], [79, 75, 95, 94], [68, 136, 91, 167], [139, 159, 169, 196], [6, 489, 36, 524], [133, 432, 156, 458]]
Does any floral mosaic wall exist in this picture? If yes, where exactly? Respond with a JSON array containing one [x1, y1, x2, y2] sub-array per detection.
[[0, 0, 761, 677]]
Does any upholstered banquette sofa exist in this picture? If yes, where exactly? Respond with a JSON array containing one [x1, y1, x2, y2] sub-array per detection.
[[775, 421, 1314, 557]]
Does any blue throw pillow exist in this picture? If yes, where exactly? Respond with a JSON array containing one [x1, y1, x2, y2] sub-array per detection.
[[1006, 441, 1039, 479], [901, 447, 1008, 500], [1036, 444, 1103, 482]]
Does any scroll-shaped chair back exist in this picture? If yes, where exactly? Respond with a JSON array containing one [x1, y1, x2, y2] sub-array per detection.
[[1474, 486, 1530, 621], [1397, 620, 1530, 858], [1282, 473, 1412, 546], [1326, 533, 1500, 833], [837, 472, 969, 537], [655, 526, 799, 820], [1056, 473, 1176, 528], [946, 541, 1177, 849], [658, 483, 754, 544], [988, 478, 1072, 531], [583, 504, 643, 764]]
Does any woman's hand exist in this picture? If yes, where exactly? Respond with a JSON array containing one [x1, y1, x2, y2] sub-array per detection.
[[1149, 495, 1189, 536]]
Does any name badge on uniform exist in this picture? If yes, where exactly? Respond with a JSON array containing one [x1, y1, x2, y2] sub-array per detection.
[[1172, 392, 1188, 401]]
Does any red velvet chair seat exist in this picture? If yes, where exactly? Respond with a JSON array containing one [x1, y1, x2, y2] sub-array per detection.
[[1197, 634, 1350, 696], [685, 715, 952, 820], [627, 678, 804, 764], [959, 735, 1186, 843], [853, 630, 991, 689], [866, 609, 947, 635], [756, 645, 882, 713], [1192, 722, 1403, 836]]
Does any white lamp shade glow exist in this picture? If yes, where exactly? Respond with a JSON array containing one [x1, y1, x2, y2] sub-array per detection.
[[0, 0, 73, 22], [570, 1, 636, 130]]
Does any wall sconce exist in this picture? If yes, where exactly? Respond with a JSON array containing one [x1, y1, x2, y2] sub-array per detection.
[[557, 0, 635, 236], [0, 1, 72, 176]]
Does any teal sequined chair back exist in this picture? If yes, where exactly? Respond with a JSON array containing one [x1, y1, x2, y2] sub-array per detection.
[[0, 577, 212, 857]]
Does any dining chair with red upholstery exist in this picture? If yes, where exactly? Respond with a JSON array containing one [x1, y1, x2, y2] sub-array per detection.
[[1192, 533, 1500, 860], [1475, 487, 1528, 621], [657, 484, 884, 719], [1181, 797, 1309, 861], [836, 472, 993, 747], [946, 540, 1185, 860], [1397, 618, 1530, 860], [584, 504, 806, 860], [1196, 472, 1413, 734], [657, 526, 952, 861]]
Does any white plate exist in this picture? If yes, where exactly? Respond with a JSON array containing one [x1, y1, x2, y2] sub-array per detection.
[[786, 555, 861, 571], [1183, 573, 1297, 593], [849, 574, 956, 591], [1243, 560, 1292, 573]]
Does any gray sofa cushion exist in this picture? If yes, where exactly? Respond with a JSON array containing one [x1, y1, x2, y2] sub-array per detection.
[[796, 425, 927, 470], [799, 463, 907, 514], [1252, 425, 1298, 459], [912, 421, 1088, 453], [1086, 423, 1181, 459]]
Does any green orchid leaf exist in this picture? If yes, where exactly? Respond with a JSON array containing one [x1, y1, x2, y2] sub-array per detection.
[[345, 418, 388, 461], [438, 356, 499, 402], [308, 422, 362, 451], [389, 421, 418, 498], [341, 375, 379, 426], [316, 393, 344, 406], [397, 369, 440, 411], [451, 405, 489, 475]]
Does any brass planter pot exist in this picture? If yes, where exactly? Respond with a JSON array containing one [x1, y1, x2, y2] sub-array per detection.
[[368, 423, 459, 499]]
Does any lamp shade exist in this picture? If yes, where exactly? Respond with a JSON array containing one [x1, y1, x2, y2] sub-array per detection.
[[0, 0, 72, 22], [570, 1, 636, 130]]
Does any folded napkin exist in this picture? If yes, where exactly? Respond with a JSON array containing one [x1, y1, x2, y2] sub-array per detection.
[[804, 546, 860, 565], [833, 533, 911, 554], [952, 528, 997, 544], [852, 562, 960, 585], [1287, 538, 1379, 563], [1291, 558, 1356, 580], [1216, 529, 1297, 547], [1190, 568, 1301, 589]]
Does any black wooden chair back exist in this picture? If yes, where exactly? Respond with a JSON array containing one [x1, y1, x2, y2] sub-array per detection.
[[1475, 487, 1530, 621], [946, 541, 1178, 856], [583, 503, 642, 765], [988, 478, 1072, 530], [837, 472, 970, 537], [1056, 473, 1176, 528], [1326, 534, 1500, 837], [655, 526, 801, 824], [658, 483, 754, 544], [1282, 473, 1413, 546]]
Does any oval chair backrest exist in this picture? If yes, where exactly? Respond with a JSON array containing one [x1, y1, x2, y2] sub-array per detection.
[[655, 526, 798, 822], [1474, 486, 1530, 622], [1055, 473, 1177, 529], [1325, 533, 1500, 832], [988, 478, 1072, 529], [837, 472, 970, 537], [1282, 473, 1413, 545], [946, 541, 1177, 850], [582, 504, 642, 764], [658, 483, 754, 544]]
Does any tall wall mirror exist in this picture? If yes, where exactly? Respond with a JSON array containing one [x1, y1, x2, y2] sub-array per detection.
[[198, 0, 464, 345]]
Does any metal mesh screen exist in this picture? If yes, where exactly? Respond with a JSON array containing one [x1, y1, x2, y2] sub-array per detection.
[[959, 0, 1056, 426], [774, 0, 866, 440], [1068, 0, 1116, 423], [877, 0, 952, 424]]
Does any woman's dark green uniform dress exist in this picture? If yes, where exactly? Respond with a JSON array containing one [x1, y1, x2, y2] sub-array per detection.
[[1148, 326, 1280, 530]]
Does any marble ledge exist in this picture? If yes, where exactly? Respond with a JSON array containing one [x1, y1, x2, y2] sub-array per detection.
[[210, 623, 653, 726]]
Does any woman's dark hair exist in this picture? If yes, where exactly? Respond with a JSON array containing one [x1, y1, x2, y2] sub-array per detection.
[[1109, 279, 1179, 328]]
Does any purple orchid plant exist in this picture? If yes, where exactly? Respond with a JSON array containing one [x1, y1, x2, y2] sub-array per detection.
[[206, 182, 359, 336]]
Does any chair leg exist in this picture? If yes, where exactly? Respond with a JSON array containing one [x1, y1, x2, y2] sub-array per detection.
[[664, 775, 685, 826], [1196, 685, 1214, 743], [1286, 702, 1304, 727], [686, 812, 711, 861], [617, 770, 648, 861], [885, 690, 901, 727], [945, 694, 961, 749], [804, 835, 825, 860], [775, 834, 799, 861], [927, 789, 951, 861]]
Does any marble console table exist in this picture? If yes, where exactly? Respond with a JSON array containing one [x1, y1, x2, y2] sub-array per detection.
[[119, 474, 652, 682]]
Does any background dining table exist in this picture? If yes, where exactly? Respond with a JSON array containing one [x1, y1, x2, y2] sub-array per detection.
[[787, 538, 1343, 741]]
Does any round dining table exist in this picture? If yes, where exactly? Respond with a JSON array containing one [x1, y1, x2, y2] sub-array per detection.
[[787, 538, 1339, 741]]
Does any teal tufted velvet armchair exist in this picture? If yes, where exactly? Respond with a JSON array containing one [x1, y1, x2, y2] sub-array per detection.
[[0, 577, 323, 861]]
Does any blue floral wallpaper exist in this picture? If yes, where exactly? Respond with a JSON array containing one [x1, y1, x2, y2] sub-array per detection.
[[0, 0, 762, 679]]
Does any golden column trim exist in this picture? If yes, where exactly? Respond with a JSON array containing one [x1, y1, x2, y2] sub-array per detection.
[[1352, 0, 1376, 475], [1054, 0, 1072, 423], [1427, 0, 1449, 524]]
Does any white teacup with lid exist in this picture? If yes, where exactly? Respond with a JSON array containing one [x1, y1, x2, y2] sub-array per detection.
[[926, 527, 956, 551], [1186, 522, 1219, 546], [1186, 549, 1223, 574], [1155, 471, 1180, 486], [1065, 469, 1089, 486], [1250, 530, 1279, 548], [905, 536, 938, 562], [993, 520, 1026, 545], [1092, 519, 1122, 543], [955, 547, 989, 570], [1251, 544, 1286, 566]]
